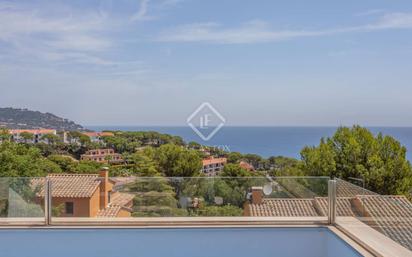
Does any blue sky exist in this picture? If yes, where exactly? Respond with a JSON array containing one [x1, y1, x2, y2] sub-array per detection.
[[0, 0, 412, 126]]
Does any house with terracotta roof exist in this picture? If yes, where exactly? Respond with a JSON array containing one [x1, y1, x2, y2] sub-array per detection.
[[81, 149, 123, 164], [9, 129, 57, 144], [32, 169, 133, 218], [201, 157, 227, 176]]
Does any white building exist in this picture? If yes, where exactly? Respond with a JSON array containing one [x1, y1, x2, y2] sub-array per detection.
[[9, 129, 57, 144], [82, 132, 114, 143]]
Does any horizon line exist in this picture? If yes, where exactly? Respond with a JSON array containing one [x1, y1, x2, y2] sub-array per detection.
[[84, 125, 412, 128]]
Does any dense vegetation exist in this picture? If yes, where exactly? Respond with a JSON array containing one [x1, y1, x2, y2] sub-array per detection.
[[0, 107, 84, 130], [300, 126, 412, 195], [0, 125, 411, 217]]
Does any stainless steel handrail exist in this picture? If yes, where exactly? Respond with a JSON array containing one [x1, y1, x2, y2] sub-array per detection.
[[328, 180, 337, 225], [44, 178, 52, 225]]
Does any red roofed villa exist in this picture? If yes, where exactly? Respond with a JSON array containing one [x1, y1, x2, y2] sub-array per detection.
[[81, 149, 123, 164], [201, 157, 227, 176]]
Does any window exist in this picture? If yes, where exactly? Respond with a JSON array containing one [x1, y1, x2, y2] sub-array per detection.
[[65, 202, 74, 215]]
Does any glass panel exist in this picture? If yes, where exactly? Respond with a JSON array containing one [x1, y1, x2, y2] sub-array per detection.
[[124, 177, 186, 217], [49, 176, 329, 221], [335, 178, 412, 252], [266, 177, 329, 217], [335, 178, 370, 217], [0, 177, 45, 220]]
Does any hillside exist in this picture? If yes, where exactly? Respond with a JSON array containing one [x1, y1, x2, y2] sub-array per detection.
[[0, 107, 84, 131]]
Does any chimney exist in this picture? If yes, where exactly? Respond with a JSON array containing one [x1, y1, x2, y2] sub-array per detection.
[[351, 196, 368, 217], [99, 167, 110, 209], [251, 186, 263, 205]]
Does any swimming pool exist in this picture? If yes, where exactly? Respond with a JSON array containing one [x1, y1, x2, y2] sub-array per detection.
[[0, 227, 363, 257]]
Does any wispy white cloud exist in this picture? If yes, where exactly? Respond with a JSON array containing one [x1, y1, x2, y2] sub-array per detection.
[[0, 0, 181, 66], [131, 0, 154, 21], [131, 0, 186, 22], [160, 0, 186, 7], [0, 4, 111, 50], [156, 12, 412, 44], [156, 20, 327, 44], [356, 9, 385, 17], [0, 2, 115, 66], [0, 0, 183, 76], [365, 12, 412, 29]]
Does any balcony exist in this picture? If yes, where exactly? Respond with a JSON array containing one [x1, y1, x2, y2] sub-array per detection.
[[0, 175, 411, 257]]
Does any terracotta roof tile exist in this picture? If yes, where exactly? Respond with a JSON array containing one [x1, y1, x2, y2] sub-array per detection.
[[96, 205, 122, 218], [248, 198, 319, 217], [111, 192, 134, 207], [202, 158, 227, 166], [246, 179, 412, 251], [314, 197, 358, 217], [9, 129, 56, 134], [97, 192, 134, 218], [357, 195, 412, 251], [32, 174, 101, 198], [83, 132, 114, 137]]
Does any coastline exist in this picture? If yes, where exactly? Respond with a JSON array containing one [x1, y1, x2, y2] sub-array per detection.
[[85, 126, 412, 160]]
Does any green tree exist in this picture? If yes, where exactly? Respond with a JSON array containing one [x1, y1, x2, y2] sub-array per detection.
[[67, 131, 90, 147], [178, 171, 261, 209], [111, 151, 159, 177], [221, 163, 251, 177], [124, 152, 158, 176], [35, 143, 58, 157], [267, 156, 303, 177], [0, 142, 61, 177], [103, 134, 139, 153], [75, 160, 103, 174], [47, 154, 102, 174], [188, 141, 201, 150], [195, 205, 243, 217], [126, 177, 187, 217], [48, 155, 77, 172], [0, 129, 11, 142], [243, 154, 264, 169], [19, 132, 34, 144], [41, 134, 62, 145], [227, 152, 243, 164], [102, 131, 184, 154], [300, 126, 412, 195], [154, 144, 202, 177]]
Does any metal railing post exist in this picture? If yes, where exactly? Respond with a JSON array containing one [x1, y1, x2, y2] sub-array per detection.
[[328, 179, 337, 225], [44, 178, 52, 225]]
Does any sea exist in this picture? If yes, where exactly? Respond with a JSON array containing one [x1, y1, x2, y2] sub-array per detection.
[[86, 126, 412, 160]]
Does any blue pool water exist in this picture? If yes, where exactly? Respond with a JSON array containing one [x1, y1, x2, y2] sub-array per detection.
[[0, 227, 363, 257]]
